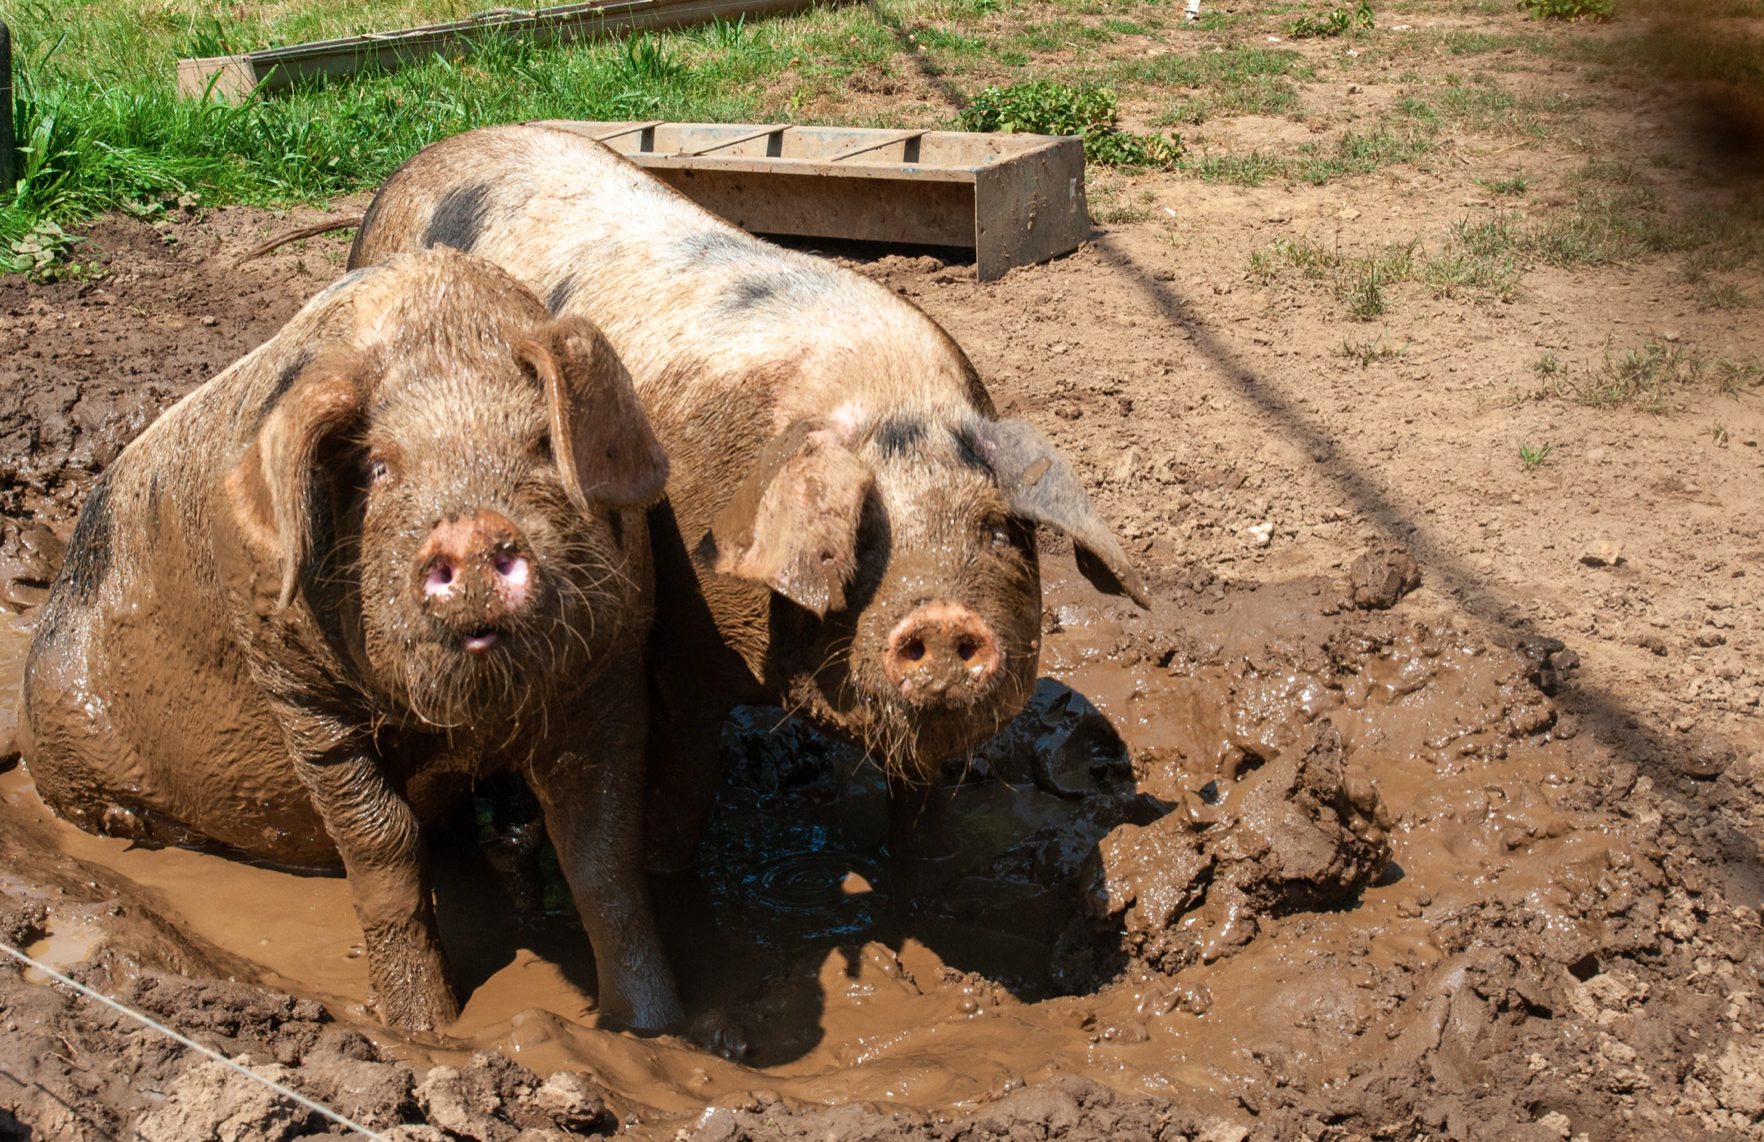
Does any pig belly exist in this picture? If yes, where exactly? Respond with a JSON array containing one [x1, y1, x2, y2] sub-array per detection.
[[24, 600, 336, 869]]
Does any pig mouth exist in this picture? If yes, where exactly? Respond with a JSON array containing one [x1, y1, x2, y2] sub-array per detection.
[[462, 626, 501, 654]]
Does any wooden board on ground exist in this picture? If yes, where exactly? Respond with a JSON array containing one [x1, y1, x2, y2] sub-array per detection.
[[176, 0, 818, 103]]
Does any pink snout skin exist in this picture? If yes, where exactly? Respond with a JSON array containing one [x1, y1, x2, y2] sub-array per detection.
[[882, 600, 1002, 700], [416, 510, 532, 650]]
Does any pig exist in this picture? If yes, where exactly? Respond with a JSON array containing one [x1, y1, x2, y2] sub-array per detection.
[[19, 248, 683, 1033], [346, 123, 1150, 869]]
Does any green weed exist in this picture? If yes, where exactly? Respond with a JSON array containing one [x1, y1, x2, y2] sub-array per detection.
[[1337, 332, 1407, 364], [1480, 173, 1529, 195], [1573, 341, 1701, 411], [1422, 214, 1524, 301], [959, 81, 1182, 167], [1, 219, 102, 280], [1714, 357, 1764, 396], [1251, 235, 1417, 317], [1696, 280, 1753, 310], [1184, 150, 1288, 185], [1518, 0, 1614, 20], [1288, 0, 1375, 38], [1296, 123, 1435, 184], [1518, 441, 1554, 469]]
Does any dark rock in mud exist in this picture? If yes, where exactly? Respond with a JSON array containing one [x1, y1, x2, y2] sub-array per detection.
[[1516, 635, 1580, 698], [1348, 545, 1421, 610], [1081, 720, 1390, 975]]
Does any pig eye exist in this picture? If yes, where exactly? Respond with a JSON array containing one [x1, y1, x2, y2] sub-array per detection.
[[986, 519, 1013, 549], [368, 455, 391, 485]]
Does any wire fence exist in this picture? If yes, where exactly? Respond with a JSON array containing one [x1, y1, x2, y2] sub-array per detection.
[[0, 938, 386, 1139]]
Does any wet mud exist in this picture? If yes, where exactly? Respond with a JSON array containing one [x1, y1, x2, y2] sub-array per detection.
[[1, 214, 1762, 1141]]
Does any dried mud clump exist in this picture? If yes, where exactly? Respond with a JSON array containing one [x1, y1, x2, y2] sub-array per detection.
[[675, 1075, 1214, 1142], [1081, 720, 1390, 975], [1347, 544, 1421, 610]]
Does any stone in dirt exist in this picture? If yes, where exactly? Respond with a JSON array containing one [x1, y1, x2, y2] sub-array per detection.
[[1348, 544, 1421, 610]]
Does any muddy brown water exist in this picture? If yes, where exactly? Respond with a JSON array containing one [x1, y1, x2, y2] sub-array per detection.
[[0, 558, 1630, 1135]]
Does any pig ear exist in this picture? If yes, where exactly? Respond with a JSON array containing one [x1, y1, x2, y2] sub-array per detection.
[[227, 353, 366, 611], [700, 420, 873, 618], [518, 317, 668, 511], [973, 418, 1152, 610]]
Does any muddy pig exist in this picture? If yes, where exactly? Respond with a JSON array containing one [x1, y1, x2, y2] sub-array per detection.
[[20, 248, 683, 1033], [347, 123, 1150, 868]]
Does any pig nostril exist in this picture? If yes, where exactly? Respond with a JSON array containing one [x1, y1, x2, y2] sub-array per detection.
[[957, 638, 979, 662], [901, 637, 926, 663], [424, 558, 456, 598], [492, 548, 530, 589]]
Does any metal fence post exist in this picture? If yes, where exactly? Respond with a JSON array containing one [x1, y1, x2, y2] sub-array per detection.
[[0, 20, 14, 193]]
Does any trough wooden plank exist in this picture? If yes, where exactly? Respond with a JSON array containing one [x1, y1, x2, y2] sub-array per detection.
[[826, 130, 928, 163], [176, 0, 821, 102]]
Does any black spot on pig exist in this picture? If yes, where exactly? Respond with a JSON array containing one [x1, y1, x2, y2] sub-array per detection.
[[63, 473, 115, 604], [257, 350, 314, 426], [725, 275, 782, 310], [146, 475, 163, 542], [952, 426, 990, 472], [676, 232, 753, 267], [875, 416, 927, 457], [421, 184, 493, 254], [547, 276, 579, 315]]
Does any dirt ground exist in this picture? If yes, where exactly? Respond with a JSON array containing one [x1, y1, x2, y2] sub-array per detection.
[[3, 5, 1764, 1140]]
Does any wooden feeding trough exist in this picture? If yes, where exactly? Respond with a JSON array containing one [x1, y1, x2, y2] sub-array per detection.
[[538, 120, 1091, 281], [176, 0, 817, 103]]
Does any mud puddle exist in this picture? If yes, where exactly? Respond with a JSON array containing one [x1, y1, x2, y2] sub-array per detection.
[[0, 557, 1644, 1138]]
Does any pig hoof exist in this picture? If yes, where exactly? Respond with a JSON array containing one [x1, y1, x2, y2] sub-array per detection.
[[688, 1011, 751, 1061]]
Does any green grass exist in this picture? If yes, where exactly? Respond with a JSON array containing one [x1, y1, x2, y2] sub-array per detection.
[[3, 3, 913, 258], [1294, 123, 1435, 184], [1337, 331, 1406, 365], [1479, 172, 1530, 196], [1577, 342, 1702, 412], [1182, 150, 1289, 185], [1423, 214, 1524, 300], [2, 28, 776, 250], [1537, 341, 1764, 413], [1518, 0, 1613, 20], [1518, 441, 1554, 470], [1249, 234, 1418, 317], [1695, 280, 1753, 311]]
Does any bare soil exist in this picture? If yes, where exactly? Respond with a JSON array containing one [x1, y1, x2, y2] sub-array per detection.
[[3, 9, 1764, 1139]]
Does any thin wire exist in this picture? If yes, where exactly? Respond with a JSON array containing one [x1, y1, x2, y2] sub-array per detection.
[[0, 939, 385, 1140]]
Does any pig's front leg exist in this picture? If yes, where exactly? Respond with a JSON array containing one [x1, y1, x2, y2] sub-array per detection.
[[532, 683, 684, 1033], [296, 747, 458, 1032]]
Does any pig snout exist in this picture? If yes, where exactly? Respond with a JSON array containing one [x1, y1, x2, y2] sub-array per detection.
[[882, 600, 1001, 702], [416, 509, 533, 647]]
